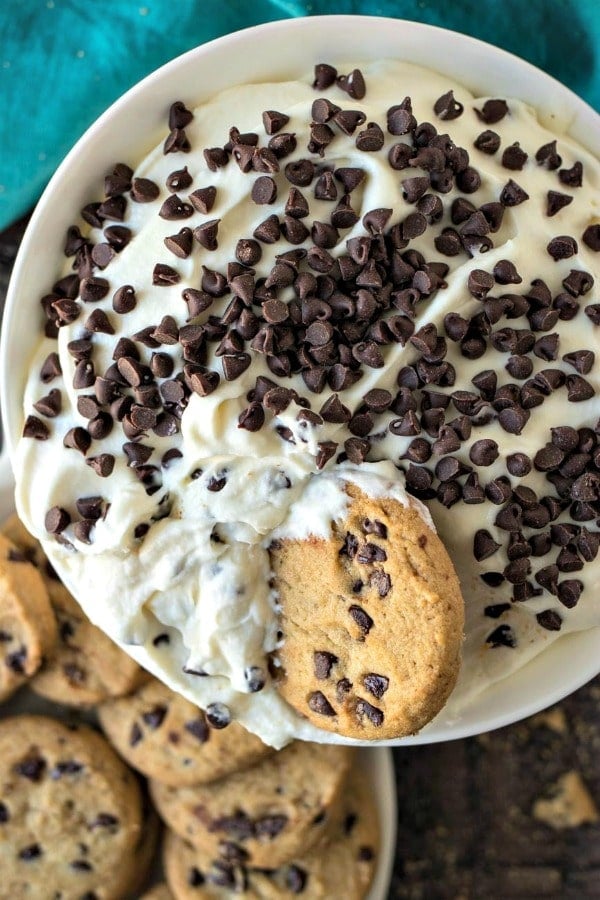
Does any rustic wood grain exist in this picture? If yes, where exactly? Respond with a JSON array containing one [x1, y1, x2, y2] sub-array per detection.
[[2, 216, 600, 900]]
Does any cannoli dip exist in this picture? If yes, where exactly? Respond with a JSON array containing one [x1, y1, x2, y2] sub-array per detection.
[[13, 59, 600, 746]]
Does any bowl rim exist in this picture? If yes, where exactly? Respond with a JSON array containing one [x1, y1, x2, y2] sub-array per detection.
[[2, 13, 600, 746]]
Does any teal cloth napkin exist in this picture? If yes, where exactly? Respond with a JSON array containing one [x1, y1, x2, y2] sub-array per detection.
[[1, 0, 599, 230]]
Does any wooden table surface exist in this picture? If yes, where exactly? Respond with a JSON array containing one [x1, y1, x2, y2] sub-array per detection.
[[2, 215, 600, 900]]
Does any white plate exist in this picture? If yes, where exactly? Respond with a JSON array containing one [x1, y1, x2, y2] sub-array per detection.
[[2, 15, 600, 746], [0, 448, 396, 898]]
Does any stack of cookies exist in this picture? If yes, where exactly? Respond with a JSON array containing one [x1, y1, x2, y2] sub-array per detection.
[[0, 513, 381, 898], [102, 677, 379, 898]]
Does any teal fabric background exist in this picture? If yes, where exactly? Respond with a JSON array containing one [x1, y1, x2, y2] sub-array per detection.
[[1, 0, 599, 230]]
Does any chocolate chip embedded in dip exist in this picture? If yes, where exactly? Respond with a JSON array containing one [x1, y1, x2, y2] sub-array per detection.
[[13, 59, 600, 747]]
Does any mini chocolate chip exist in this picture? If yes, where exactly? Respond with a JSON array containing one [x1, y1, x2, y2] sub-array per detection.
[[189, 186, 217, 214], [562, 269, 594, 297], [356, 543, 387, 564], [269, 131, 297, 158], [476, 98, 508, 124], [493, 259, 522, 285], [285, 159, 315, 187], [547, 235, 578, 260], [387, 104, 416, 135], [159, 194, 194, 220], [582, 223, 600, 251], [203, 147, 228, 170], [506, 356, 534, 380], [546, 190, 573, 217], [502, 142, 528, 170], [238, 403, 265, 432], [86, 454, 115, 477], [563, 349, 595, 375], [498, 406, 530, 435], [355, 121, 385, 152], [355, 698, 384, 726], [262, 109, 290, 134], [313, 63, 337, 90], [205, 702, 231, 729], [314, 651, 338, 680], [129, 722, 144, 747], [112, 284, 137, 313], [469, 439, 499, 466], [536, 140, 562, 169], [253, 214, 281, 244], [169, 100, 193, 130], [467, 269, 494, 300], [485, 603, 511, 619], [474, 130, 501, 154], [337, 68, 366, 100], [486, 624, 516, 648], [349, 605, 374, 635], [557, 579, 583, 608], [19, 843, 42, 861], [500, 179, 529, 206], [473, 529, 501, 561], [308, 691, 336, 716], [433, 90, 464, 120], [363, 673, 389, 699], [142, 704, 167, 730], [22, 411, 50, 443], [506, 453, 532, 477], [45, 506, 70, 534], [559, 161, 583, 187], [166, 166, 193, 192], [363, 518, 388, 538], [15, 755, 47, 781], [402, 175, 430, 204], [455, 167, 481, 193], [251, 176, 277, 205], [80, 277, 109, 303], [130, 177, 160, 202], [537, 609, 563, 631], [566, 374, 594, 402]]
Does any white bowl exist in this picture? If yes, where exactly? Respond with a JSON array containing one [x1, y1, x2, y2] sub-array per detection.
[[2, 15, 600, 746]]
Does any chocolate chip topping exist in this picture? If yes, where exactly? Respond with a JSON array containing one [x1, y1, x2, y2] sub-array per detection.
[[475, 98, 509, 124], [355, 698, 384, 726], [23, 63, 600, 701]]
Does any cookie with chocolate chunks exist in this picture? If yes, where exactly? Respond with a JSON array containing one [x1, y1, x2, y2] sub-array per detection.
[[150, 741, 353, 868], [0, 530, 57, 702], [162, 761, 378, 899], [269, 482, 464, 739], [0, 715, 144, 899], [30, 580, 147, 707], [98, 675, 273, 787], [2, 516, 146, 707]]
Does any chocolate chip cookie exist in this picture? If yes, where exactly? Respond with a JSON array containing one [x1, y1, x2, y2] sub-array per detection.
[[270, 481, 464, 739], [31, 580, 146, 707], [0, 714, 144, 898], [0, 532, 57, 702], [2, 513, 146, 706], [162, 761, 379, 898], [150, 741, 353, 868], [98, 676, 273, 787]]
